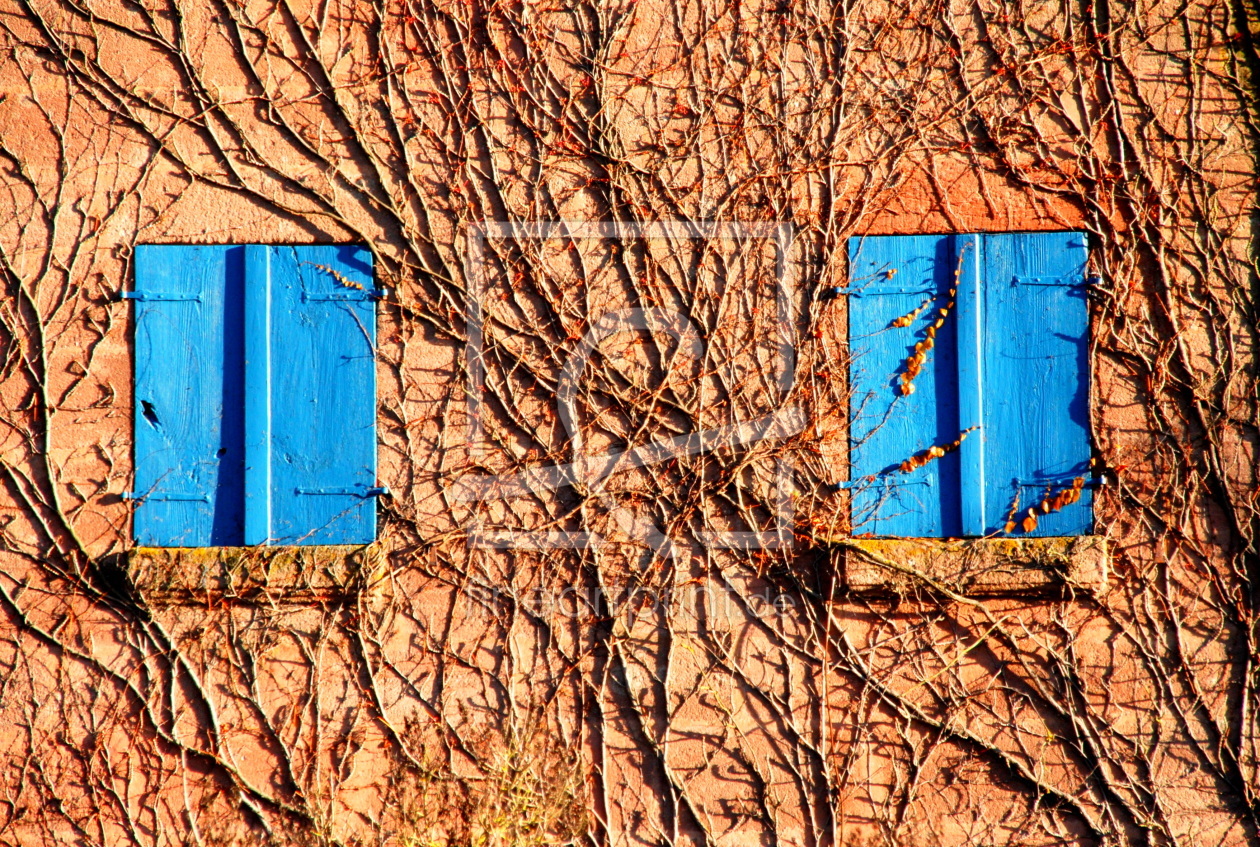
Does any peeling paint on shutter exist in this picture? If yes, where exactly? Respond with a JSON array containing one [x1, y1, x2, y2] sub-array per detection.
[[981, 232, 1092, 536], [847, 234, 963, 537], [133, 245, 246, 546], [268, 246, 377, 545], [846, 232, 1092, 539], [133, 244, 377, 547]]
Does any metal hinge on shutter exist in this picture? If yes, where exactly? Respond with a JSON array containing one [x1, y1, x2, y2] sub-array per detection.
[[832, 473, 937, 490], [821, 285, 937, 299], [116, 291, 202, 302], [295, 486, 389, 497], [123, 490, 210, 503], [1011, 275, 1101, 287], [845, 287, 938, 297], [301, 288, 391, 302]]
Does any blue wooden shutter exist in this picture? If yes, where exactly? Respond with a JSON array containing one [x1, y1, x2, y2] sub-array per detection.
[[264, 246, 377, 545], [132, 246, 246, 546], [847, 235, 963, 536], [134, 244, 376, 547], [980, 232, 1092, 536], [846, 232, 1092, 538]]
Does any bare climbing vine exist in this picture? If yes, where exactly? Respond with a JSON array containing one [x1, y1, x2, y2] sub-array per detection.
[[0, 0, 1257, 845]]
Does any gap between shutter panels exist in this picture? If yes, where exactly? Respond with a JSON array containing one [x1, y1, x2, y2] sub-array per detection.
[[845, 232, 1093, 540], [130, 245, 379, 548]]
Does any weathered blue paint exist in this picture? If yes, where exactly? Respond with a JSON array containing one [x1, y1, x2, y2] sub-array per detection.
[[954, 234, 986, 536], [981, 231, 1092, 536], [267, 246, 377, 545], [243, 246, 273, 545], [133, 245, 247, 546], [846, 232, 1091, 538], [133, 244, 377, 547], [847, 235, 962, 536]]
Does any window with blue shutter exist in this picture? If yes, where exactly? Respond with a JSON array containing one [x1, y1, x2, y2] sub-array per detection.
[[130, 245, 379, 547], [847, 231, 1093, 538]]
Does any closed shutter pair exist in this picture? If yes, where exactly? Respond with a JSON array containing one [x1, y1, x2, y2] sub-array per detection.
[[847, 231, 1093, 538], [130, 245, 378, 547]]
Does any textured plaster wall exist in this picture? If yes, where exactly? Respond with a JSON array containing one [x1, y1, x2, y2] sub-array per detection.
[[0, 0, 1256, 845]]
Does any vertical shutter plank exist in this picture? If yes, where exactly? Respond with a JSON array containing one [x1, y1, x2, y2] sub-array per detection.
[[243, 246, 272, 545], [268, 245, 377, 545], [847, 235, 960, 537], [133, 245, 246, 546], [954, 234, 987, 536], [981, 232, 1092, 536]]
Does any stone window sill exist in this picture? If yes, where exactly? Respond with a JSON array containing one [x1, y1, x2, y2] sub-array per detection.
[[126, 543, 383, 604], [834, 536, 1108, 597]]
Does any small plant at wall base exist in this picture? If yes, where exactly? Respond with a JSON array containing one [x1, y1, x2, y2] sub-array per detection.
[[0, 1, 1257, 846]]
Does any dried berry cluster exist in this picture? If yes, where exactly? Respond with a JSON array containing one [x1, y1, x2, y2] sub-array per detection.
[[895, 250, 965, 395], [898, 426, 979, 473], [1003, 477, 1086, 534], [889, 298, 932, 328], [309, 262, 367, 291]]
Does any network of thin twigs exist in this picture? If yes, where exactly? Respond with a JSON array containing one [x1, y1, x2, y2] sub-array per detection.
[[0, 0, 1257, 845]]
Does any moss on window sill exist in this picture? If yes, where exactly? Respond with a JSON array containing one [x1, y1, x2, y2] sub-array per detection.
[[127, 543, 384, 605], [834, 535, 1108, 597]]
